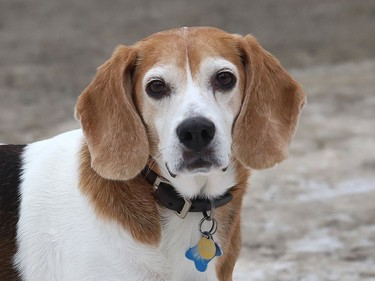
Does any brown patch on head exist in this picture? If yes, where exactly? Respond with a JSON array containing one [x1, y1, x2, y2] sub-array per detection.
[[134, 27, 246, 85], [183, 27, 244, 79], [79, 144, 161, 245], [133, 27, 243, 73], [134, 29, 187, 75]]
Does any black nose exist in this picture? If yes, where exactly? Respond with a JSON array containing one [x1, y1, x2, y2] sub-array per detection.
[[176, 117, 216, 151]]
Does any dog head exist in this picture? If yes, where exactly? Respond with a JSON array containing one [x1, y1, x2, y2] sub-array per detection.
[[75, 27, 305, 183]]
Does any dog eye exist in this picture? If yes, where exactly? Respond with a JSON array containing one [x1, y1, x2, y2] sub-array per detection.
[[146, 79, 169, 99], [215, 71, 236, 91]]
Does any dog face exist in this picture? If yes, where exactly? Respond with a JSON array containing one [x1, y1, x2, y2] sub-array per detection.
[[75, 27, 305, 182], [133, 29, 245, 177]]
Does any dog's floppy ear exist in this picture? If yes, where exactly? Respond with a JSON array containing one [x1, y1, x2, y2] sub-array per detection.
[[75, 45, 149, 180], [233, 35, 305, 169]]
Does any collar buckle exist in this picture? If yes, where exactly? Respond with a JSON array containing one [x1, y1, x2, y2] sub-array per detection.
[[153, 176, 169, 190], [175, 197, 192, 219], [153, 174, 192, 219]]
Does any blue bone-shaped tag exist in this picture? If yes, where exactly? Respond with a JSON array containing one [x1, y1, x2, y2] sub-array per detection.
[[185, 241, 223, 272]]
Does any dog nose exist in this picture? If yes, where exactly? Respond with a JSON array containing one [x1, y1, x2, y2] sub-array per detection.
[[176, 117, 216, 151]]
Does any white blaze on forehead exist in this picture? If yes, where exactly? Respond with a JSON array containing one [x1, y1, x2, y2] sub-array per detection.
[[183, 56, 201, 115]]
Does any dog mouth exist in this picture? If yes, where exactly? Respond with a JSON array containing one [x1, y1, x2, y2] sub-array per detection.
[[166, 149, 223, 177], [183, 156, 214, 172]]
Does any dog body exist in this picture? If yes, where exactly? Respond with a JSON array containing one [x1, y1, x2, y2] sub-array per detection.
[[0, 27, 305, 280], [12, 130, 236, 280], [11, 130, 208, 280]]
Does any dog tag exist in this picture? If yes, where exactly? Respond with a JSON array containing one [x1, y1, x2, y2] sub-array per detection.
[[185, 209, 223, 272], [198, 236, 216, 260], [185, 236, 223, 272]]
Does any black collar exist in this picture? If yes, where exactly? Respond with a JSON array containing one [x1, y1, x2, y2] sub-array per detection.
[[141, 166, 233, 219]]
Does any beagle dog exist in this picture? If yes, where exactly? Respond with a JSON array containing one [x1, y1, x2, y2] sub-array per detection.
[[0, 27, 305, 281]]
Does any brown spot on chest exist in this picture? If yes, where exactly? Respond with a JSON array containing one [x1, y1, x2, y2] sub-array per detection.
[[78, 144, 161, 245]]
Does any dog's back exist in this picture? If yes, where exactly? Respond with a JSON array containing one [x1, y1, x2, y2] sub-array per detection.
[[0, 145, 25, 280]]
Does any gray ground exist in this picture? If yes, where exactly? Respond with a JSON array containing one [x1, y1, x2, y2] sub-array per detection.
[[1, 1, 374, 280]]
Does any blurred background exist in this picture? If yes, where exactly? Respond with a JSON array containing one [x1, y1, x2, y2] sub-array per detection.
[[1, 0, 375, 280]]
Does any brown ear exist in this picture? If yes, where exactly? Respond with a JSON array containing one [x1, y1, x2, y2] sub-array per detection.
[[233, 35, 306, 169], [75, 45, 149, 180]]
